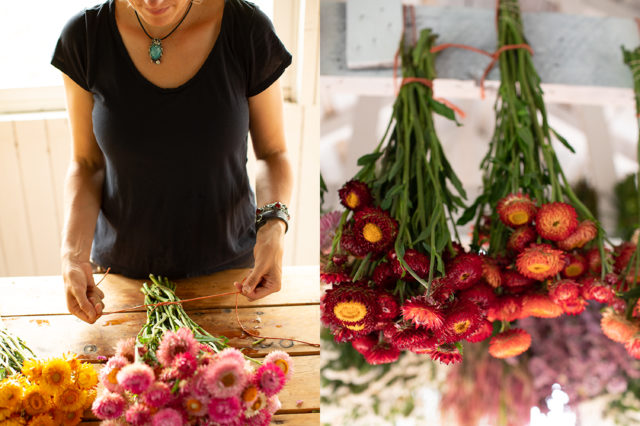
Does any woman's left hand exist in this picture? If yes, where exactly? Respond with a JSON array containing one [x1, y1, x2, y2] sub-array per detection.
[[234, 220, 286, 300]]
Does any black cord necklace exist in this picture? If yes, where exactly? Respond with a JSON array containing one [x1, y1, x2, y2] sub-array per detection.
[[134, 1, 193, 64]]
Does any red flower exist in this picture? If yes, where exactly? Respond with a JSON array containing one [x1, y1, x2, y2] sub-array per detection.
[[625, 337, 640, 359], [321, 282, 378, 334], [340, 224, 369, 257], [377, 292, 400, 321], [496, 193, 537, 227], [601, 310, 640, 343], [457, 282, 496, 310], [586, 247, 612, 275], [391, 249, 430, 281], [562, 253, 587, 279], [535, 202, 578, 241], [445, 253, 483, 291], [384, 322, 437, 351], [338, 180, 372, 211], [441, 302, 482, 343], [320, 272, 350, 285], [507, 226, 537, 252], [548, 279, 580, 304], [372, 262, 398, 288], [481, 257, 502, 288], [521, 293, 563, 319], [487, 295, 523, 322], [401, 296, 444, 330], [428, 344, 463, 365], [363, 341, 401, 365], [614, 243, 640, 284], [352, 208, 398, 256], [502, 270, 535, 290], [559, 297, 588, 316], [557, 220, 597, 250], [580, 277, 615, 304], [489, 329, 531, 359], [516, 244, 565, 280], [466, 319, 493, 343], [633, 299, 640, 319], [350, 335, 377, 355]]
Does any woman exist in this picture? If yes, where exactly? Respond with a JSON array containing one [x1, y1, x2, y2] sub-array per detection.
[[53, 0, 293, 324]]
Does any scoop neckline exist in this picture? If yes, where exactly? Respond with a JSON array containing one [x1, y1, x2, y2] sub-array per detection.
[[108, 0, 228, 93]]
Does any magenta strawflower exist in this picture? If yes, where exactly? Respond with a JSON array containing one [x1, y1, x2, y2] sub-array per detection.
[[254, 363, 286, 397], [141, 381, 173, 408], [99, 355, 129, 393], [263, 351, 294, 383], [186, 365, 211, 398], [117, 362, 155, 394], [125, 402, 152, 426], [151, 408, 184, 426], [156, 327, 199, 367], [208, 396, 242, 423], [244, 409, 272, 426], [205, 358, 248, 398], [172, 352, 197, 379], [92, 391, 126, 420], [216, 347, 246, 365]]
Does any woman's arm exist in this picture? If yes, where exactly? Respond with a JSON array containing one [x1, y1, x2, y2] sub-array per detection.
[[235, 80, 293, 300], [60, 74, 106, 323]]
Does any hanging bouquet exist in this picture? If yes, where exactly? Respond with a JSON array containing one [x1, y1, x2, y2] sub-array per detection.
[[320, 28, 500, 366], [92, 276, 293, 425], [0, 325, 98, 424]]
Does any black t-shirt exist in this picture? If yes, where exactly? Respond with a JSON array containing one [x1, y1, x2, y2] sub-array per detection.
[[52, 0, 292, 278]]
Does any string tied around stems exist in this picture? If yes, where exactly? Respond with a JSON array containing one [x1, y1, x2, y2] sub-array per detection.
[[96, 268, 319, 348]]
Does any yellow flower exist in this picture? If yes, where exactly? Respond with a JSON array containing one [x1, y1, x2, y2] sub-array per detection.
[[26, 414, 55, 426], [0, 379, 23, 410], [62, 353, 80, 374], [52, 409, 83, 426], [82, 388, 96, 411], [0, 406, 15, 421], [40, 358, 71, 395], [22, 385, 50, 416], [3, 415, 26, 425], [21, 359, 43, 382], [74, 364, 98, 390], [54, 386, 85, 412]]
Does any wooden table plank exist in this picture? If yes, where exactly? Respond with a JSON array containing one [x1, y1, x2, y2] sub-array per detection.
[[81, 355, 319, 421], [1, 305, 319, 359], [81, 412, 320, 425], [0, 266, 319, 316]]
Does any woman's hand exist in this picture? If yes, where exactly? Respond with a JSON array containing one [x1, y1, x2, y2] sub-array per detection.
[[62, 256, 104, 323], [234, 220, 286, 300]]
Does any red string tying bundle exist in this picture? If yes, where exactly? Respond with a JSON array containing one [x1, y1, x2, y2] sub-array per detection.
[[96, 268, 320, 348]]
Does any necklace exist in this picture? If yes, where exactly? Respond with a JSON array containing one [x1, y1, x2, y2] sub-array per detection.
[[134, 1, 193, 64]]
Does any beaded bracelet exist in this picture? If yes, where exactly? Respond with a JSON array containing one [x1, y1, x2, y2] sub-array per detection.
[[256, 202, 290, 233]]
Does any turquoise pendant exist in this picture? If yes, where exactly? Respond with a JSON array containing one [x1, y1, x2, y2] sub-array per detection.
[[149, 39, 163, 64]]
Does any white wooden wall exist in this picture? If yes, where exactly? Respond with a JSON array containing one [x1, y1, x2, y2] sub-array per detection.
[[0, 0, 319, 276]]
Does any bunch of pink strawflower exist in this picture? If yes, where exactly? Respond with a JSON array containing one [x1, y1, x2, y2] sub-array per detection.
[[92, 328, 294, 425]]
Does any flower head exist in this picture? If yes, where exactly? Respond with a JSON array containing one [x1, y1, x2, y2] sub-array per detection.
[[502, 270, 535, 290], [321, 282, 378, 334], [376, 292, 400, 321], [263, 351, 293, 384], [204, 357, 248, 398], [601, 309, 640, 343], [21, 359, 43, 382], [141, 381, 173, 408], [244, 392, 268, 419], [481, 257, 502, 288], [558, 220, 597, 250], [457, 282, 496, 310], [254, 363, 285, 397], [507, 226, 537, 252], [445, 253, 483, 291], [521, 293, 563, 318], [625, 336, 640, 359], [372, 262, 398, 288], [383, 322, 437, 351], [580, 277, 615, 304], [363, 341, 401, 365], [156, 328, 199, 367], [54, 386, 85, 412], [184, 395, 208, 417], [428, 344, 463, 365], [562, 253, 587, 278], [401, 295, 444, 330], [441, 301, 482, 342], [466, 319, 493, 343], [125, 402, 152, 426], [75, 363, 98, 390], [487, 295, 523, 322], [92, 392, 126, 420], [114, 337, 137, 363], [116, 362, 155, 395], [53, 408, 83, 425], [548, 279, 580, 304], [25, 414, 55, 426], [535, 202, 578, 241], [497, 193, 537, 227], [391, 249, 430, 281], [559, 297, 587, 316], [516, 244, 565, 280], [338, 180, 372, 211], [172, 352, 197, 379], [488, 328, 531, 358], [99, 355, 129, 393], [22, 385, 49, 416], [351, 208, 398, 255], [0, 379, 22, 411], [151, 408, 184, 426]]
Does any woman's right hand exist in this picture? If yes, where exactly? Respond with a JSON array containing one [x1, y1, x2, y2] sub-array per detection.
[[62, 256, 104, 323]]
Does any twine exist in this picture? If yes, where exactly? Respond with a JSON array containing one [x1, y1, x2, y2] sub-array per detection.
[[96, 269, 319, 348]]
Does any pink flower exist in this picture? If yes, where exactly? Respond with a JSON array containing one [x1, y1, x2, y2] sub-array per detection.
[[117, 362, 155, 394], [125, 402, 152, 425], [244, 408, 272, 426], [151, 408, 184, 426], [267, 396, 282, 414], [208, 396, 242, 423], [204, 358, 247, 398], [141, 382, 173, 408], [183, 394, 209, 417], [173, 352, 197, 379], [216, 348, 246, 364], [99, 355, 129, 392], [263, 351, 294, 383], [92, 391, 126, 419], [156, 328, 199, 366], [115, 337, 137, 363], [188, 366, 211, 398], [254, 363, 285, 397]]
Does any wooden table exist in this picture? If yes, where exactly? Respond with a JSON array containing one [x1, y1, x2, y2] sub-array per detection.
[[0, 266, 320, 425]]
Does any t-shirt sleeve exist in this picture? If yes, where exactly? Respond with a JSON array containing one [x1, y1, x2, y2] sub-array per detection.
[[244, 7, 292, 97], [51, 10, 91, 91]]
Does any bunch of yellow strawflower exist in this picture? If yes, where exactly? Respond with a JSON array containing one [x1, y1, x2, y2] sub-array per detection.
[[0, 353, 98, 425]]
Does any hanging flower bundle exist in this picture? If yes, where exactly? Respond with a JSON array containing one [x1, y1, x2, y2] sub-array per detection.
[[0, 325, 99, 425], [456, 0, 622, 359], [321, 29, 498, 366], [92, 276, 293, 425]]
